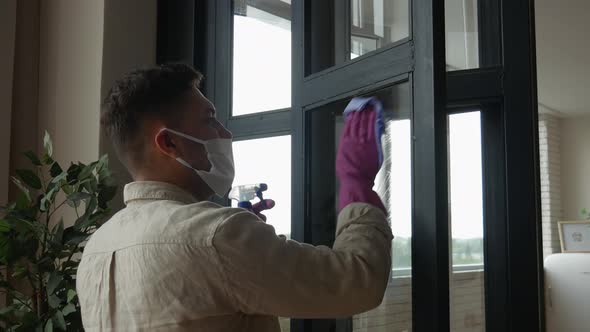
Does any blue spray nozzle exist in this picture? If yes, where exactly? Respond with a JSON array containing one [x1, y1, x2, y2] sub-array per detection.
[[255, 183, 268, 200], [237, 201, 253, 210], [229, 183, 268, 209]]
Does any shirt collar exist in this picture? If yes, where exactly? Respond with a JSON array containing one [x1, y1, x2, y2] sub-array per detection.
[[124, 181, 198, 205]]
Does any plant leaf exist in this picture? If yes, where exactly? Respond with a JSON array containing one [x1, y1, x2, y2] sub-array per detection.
[[62, 184, 74, 195], [49, 162, 63, 178], [52, 219, 64, 245], [16, 191, 31, 210], [67, 289, 77, 303], [0, 220, 10, 233], [98, 185, 117, 209], [15, 169, 42, 190], [66, 192, 92, 209], [47, 272, 61, 295], [62, 303, 76, 316], [77, 162, 98, 181], [53, 311, 66, 331], [40, 186, 59, 212], [23, 150, 42, 166], [43, 154, 55, 166], [44, 131, 53, 158], [0, 304, 14, 315], [11, 265, 28, 279], [47, 294, 61, 309], [63, 227, 88, 246], [44, 317, 53, 332], [97, 154, 109, 171], [66, 164, 82, 184], [50, 171, 68, 185], [67, 192, 92, 203], [75, 197, 98, 230], [11, 177, 32, 203]]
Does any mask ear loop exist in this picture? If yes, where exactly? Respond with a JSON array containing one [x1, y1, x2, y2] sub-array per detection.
[[155, 128, 179, 161], [157, 128, 201, 169], [160, 128, 208, 145]]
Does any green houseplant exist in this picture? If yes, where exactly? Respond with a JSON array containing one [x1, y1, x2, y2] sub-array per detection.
[[582, 208, 590, 221], [0, 132, 117, 331]]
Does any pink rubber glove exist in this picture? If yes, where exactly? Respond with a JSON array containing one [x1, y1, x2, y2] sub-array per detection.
[[336, 104, 386, 213]]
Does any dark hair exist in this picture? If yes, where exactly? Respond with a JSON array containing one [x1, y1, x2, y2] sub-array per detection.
[[101, 64, 203, 163]]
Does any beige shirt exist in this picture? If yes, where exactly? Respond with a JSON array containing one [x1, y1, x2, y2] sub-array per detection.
[[77, 181, 393, 332]]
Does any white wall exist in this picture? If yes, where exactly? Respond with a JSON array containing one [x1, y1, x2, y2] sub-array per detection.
[[560, 115, 590, 220], [38, 0, 105, 166], [35, 0, 157, 215]]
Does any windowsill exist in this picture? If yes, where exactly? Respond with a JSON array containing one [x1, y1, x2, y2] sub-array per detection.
[[390, 264, 485, 280]]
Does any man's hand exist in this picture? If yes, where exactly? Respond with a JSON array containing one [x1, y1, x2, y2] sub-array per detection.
[[252, 199, 275, 222], [336, 99, 386, 213]]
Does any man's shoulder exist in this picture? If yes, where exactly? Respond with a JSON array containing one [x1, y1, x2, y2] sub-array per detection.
[[157, 201, 253, 246], [173, 201, 246, 225], [85, 201, 250, 252]]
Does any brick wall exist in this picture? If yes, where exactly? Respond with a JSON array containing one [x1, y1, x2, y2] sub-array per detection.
[[538, 113, 562, 258], [350, 271, 485, 332], [353, 275, 412, 332], [450, 271, 485, 332]]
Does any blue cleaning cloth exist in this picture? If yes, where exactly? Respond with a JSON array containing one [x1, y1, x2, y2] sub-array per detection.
[[343, 97, 385, 166]]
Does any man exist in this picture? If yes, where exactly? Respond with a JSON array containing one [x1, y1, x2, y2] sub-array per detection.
[[77, 64, 393, 331]]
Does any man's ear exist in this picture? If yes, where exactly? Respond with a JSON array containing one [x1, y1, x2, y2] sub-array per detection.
[[154, 129, 180, 159]]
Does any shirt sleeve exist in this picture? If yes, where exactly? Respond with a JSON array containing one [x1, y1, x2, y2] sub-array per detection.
[[212, 202, 393, 318]]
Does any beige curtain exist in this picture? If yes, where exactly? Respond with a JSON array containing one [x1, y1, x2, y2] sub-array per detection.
[[0, 0, 41, 208], [0, 0, 17, 206]]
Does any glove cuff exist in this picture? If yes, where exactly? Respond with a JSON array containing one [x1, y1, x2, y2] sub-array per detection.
[[338, 180, 386, 213]]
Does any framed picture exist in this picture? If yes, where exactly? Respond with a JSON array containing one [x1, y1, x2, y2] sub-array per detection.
[[558, 221, 590, 253]]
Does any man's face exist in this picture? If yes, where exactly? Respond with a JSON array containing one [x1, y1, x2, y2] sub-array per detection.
[[171, 88, 232, 172]]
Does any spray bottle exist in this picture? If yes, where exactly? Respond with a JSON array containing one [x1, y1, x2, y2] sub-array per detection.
[[228, 183, 268, 210]]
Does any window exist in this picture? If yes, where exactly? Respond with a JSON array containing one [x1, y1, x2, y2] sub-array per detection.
[[192, 0, 541, 329], [230, 2, 293, 330], [329, 83, 412, 332], [233, 0, 291, 116], [445, 0, 479, 71], [448, 111, 486, 331], [231, 135, 292, 237], [448, 111, 484, 269], [350, 0, 410, 58]]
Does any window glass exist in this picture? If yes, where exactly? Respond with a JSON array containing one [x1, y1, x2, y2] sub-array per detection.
[[232, 135, 292, 237], [350, 0, 410, 58], [448, 111, 486, 331], [232, 135, 291, 331], [233, 0, 291, 116], [445, 0, 480, 71], [333, 83, 412, 332]]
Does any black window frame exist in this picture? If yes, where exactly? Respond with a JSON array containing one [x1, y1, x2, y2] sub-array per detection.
[[156, 0, 543, 331]]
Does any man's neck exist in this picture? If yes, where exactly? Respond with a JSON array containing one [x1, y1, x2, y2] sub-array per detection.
[[133, 174, 211, 202]]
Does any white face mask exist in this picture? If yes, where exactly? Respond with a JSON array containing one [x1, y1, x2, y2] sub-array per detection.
[[161, 128, 235, 196]]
